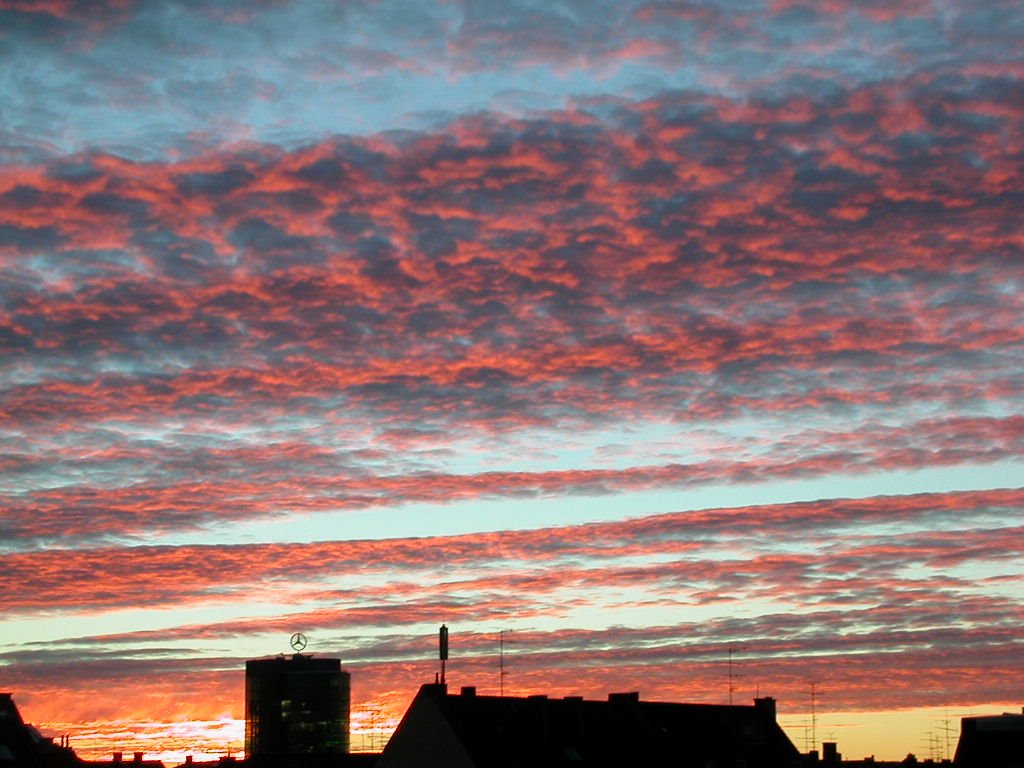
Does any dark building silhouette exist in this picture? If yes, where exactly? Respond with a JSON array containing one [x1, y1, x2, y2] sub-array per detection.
[[377, 683, 802, 768], [1, 692, 43, 767], [244, 654, 350, 764], [0, 692, 97, 768], [822, 742, 841, 765], [953, 709, 1024, 768], [83, 753, 164, 767]]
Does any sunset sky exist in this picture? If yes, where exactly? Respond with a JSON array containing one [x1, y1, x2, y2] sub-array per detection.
[[1, 0, 1022, 763]]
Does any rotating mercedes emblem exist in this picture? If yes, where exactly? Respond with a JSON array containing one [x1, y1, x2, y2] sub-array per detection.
[[290, 632, 308, 652]]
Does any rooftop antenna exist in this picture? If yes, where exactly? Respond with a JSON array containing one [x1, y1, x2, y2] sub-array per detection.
[[365, 705, 381, 752], [728, 645, 746, 705], [921, 732, 941, 762], [810, 682, 823, 753], [499, 629, 512, 697], [439, 624, 449, 685], [939, 712, 957, 761]]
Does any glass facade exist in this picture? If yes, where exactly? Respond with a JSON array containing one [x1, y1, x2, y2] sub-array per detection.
[[245, 655, 351, 758]]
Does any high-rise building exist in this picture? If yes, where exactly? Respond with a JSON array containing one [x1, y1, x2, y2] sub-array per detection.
[[245, 654, 350, 761]]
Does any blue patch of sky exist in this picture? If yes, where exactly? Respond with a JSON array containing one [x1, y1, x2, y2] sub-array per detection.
[[0, 602, 288, 649], [143, 459, 1024, 548], [4, 0, 989, 159]]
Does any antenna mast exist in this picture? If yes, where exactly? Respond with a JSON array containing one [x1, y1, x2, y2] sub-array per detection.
[[439, 624, 449, 685], [729, 647, 735, 705], [810, 682, 822, 753], [499, 629, 512, 696], [939, 712, 956, 761], [728, 645, 746, 705]]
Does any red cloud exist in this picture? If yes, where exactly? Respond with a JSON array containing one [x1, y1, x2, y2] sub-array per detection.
[[3, 487, 1021, 611]]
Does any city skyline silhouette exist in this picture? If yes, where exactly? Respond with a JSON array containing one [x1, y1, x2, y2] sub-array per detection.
[[1, 0, 1022, 763]]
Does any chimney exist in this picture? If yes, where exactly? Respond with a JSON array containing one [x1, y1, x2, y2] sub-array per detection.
[[112, 753, 123, 763], [608, 692, 640, 703], [754, 696, 777, 722], [133, 752, 143, 763], [823, 742, 841, 765], [460, 686, 476, 697]]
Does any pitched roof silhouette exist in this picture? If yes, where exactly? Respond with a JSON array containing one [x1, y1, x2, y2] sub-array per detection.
[[378, 683, 802, 768], [953, 709, 1024, 768], [1, 692, 42, 767]]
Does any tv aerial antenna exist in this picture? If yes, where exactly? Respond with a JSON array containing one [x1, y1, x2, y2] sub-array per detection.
[[809, 681, 823, 752], [728, 644, 746, 705], [499, 629, 513, 697], [290, 632, 308, 652]]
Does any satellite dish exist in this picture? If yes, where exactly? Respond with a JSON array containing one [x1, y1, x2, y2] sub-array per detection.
[[290, 632, 308, 652]]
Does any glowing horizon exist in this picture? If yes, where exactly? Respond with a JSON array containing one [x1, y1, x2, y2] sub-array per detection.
[[1, 0, 1022, 763]]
